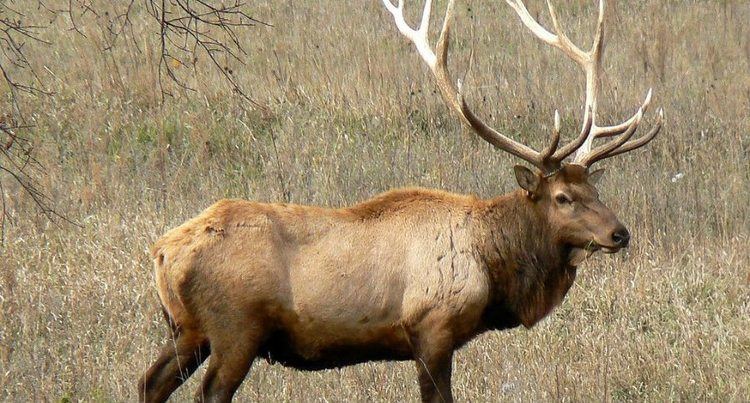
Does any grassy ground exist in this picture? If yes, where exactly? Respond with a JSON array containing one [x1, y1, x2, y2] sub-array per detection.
[[1, 0, 749, 401]]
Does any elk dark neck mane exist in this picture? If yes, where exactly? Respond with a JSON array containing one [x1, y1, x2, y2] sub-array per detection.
[[475, 190, 577, 330]]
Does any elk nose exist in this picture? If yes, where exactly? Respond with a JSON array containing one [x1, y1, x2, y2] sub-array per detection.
[[611, 227, 630, 247]]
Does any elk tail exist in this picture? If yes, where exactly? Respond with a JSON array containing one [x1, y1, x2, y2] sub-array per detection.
[[150, 241, 188, 334]]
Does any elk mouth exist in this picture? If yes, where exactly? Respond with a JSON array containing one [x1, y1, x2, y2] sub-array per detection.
[[567, 240, 625, 265], [588, 242, 622, 254]]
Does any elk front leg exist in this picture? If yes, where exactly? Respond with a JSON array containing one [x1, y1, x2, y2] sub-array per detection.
[[139, 328, 209, 403], [410, 320, 455, 403]]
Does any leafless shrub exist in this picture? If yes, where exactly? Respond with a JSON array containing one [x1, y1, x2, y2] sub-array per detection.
[[0, 2, 61, 238], [0, 2, 53, 108], [0, 1, 264, 239], [143, 0, 267, 103]]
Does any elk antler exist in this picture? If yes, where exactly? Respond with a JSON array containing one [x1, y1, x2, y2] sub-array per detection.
[[384, 0, 568, 172], [506, 0, 663, 167], [382, 0, 664, 173]]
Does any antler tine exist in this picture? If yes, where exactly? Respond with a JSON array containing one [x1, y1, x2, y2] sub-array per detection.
[[579, 108, 643, 166], [593, 88, 652, 138], [539, 110, 561, 165], [544, 1, 589, 65], [552, 106, 593, 162], [382, 0, 437, 68], [591, 0, 605, 60], [590, 108, 664, 161], [383, 0, 545, 169], [505, 0, 586, 63]]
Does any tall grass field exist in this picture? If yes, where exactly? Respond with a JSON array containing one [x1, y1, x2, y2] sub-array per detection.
[[1, 1, 748, 401]]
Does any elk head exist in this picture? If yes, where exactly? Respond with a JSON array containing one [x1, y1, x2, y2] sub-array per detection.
[[383, 0, 663, 259], [514, 164, 629, 265]]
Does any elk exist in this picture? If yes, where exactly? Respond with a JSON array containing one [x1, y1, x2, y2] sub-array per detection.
[[138, 0, 663, 402]]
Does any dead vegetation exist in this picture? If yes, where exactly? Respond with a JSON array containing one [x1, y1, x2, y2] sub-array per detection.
[[0, 0, 748, 401]]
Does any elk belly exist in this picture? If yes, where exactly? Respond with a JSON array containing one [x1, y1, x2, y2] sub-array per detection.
[[260, 316, 412, 370]]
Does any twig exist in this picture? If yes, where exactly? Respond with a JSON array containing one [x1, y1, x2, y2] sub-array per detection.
[[145, 0, 269, 105]]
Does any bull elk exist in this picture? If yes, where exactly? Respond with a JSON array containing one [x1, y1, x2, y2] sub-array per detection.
[[139, 0, 663, 401]]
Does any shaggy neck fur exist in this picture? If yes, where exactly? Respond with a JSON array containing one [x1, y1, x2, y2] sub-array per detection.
[[475, 190, 577, 329]]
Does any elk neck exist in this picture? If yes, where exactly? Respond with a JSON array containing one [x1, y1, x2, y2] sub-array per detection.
[[473, 189, 577, 330]]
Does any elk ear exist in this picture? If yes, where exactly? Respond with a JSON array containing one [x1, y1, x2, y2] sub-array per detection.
[[514, 165, 540, 195], [587, 168, 605, 185]]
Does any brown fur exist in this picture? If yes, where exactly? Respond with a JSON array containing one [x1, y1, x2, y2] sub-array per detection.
[[138, 165, 628, 403]]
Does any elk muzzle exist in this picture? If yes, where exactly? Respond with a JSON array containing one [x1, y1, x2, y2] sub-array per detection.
[[610, 226, 630, 248]]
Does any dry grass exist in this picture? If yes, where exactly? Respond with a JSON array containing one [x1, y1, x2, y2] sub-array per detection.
[[1, 0, 749, 401]]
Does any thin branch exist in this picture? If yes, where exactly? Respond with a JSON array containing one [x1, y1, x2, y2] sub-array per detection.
[[0, 1, 267, 236], [0, 1, 72, 235], [145, 0, 269, 104]]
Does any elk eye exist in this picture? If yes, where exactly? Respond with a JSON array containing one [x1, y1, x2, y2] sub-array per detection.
[[555, 194, 572, 205]]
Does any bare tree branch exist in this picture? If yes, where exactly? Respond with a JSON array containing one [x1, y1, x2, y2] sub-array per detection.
[[0, 1, 266, 240], [0, 2, 68, 242], [144, 0, 268, 104]]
